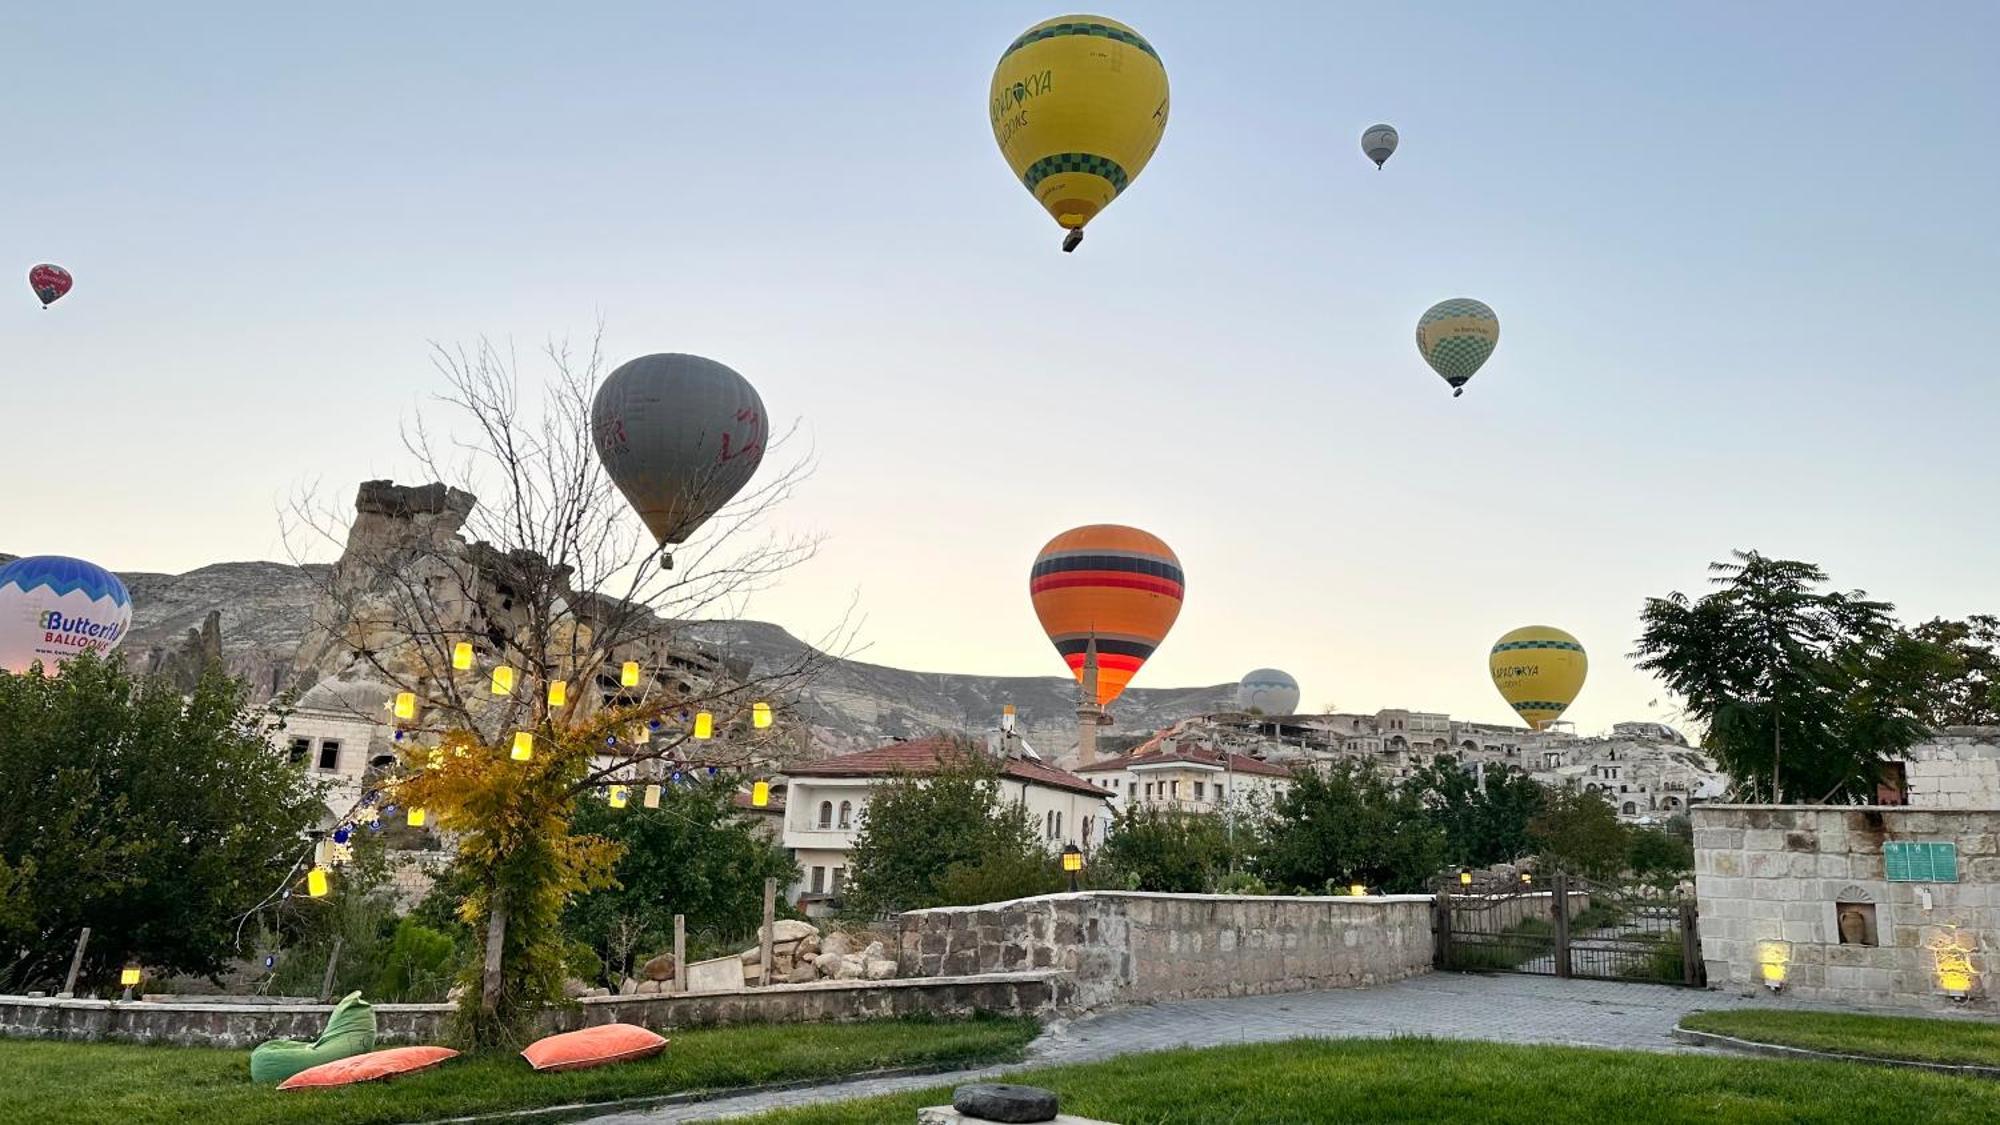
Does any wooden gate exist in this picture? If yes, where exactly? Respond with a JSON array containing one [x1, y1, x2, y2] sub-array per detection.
[[1432, 872, 1703, 986]]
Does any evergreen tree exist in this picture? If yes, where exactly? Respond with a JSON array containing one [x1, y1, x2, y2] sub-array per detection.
[[1254, 761, 1444, 893]]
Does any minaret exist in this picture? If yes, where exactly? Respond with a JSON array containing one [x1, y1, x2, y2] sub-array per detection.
[[1076, 634, 1106, 765]]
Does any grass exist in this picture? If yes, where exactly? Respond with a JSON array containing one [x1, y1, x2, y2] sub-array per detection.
[[732, 1036, 2000, 1124], [0, 1013, 1037, 1125], [1681, 1008, 2000, 1068]]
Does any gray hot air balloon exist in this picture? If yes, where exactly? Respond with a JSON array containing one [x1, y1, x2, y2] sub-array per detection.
[[591, 353, 767, 569], [1361, 123, 1398, 169], [1236, 668, 1300, 716]]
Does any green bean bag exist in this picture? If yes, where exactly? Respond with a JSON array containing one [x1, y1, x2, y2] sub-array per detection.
[[250, 991, 378, 1085]]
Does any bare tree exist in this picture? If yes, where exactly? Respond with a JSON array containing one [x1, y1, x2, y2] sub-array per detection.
[[280, 330, 847, 1043]]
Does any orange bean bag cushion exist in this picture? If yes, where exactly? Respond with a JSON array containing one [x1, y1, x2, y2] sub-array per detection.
[[277, 1045, 459, 1090], [521, 1023, 669, 1072]]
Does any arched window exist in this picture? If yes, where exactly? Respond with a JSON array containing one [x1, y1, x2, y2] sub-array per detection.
[[1055, 811, 1063, 840], [837, 800, 852, 829], [1622, 802, 1637, 816], [1083, 815, 1094, 843], [817, 801, 833, 829]]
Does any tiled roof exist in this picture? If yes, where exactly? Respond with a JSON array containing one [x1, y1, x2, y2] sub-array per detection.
[[1074, 745, 1295, 779], [731, 790, 785, 814], [787, 736, 1107, 799]]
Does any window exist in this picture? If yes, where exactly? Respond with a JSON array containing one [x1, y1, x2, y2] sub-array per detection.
[[810, 866, 826, 894], [1045, 810, 1056, 839], [317, 740, 341, 771], [1217, 784, 1227, 801], [1171, 780, 1180, 798], [1194, 781, 1206, 801], [830, 867, 845, 896], [1622, 802, 1637, 815], [1144, 782, 1153, 799], [837, 800, 852, 829], [1082, 815, 1093, 843], [1054, 811, 1063, 840], [1877, 762, 1908, 806], [817, 801, 833, 829], [287, 737, 311, 765]]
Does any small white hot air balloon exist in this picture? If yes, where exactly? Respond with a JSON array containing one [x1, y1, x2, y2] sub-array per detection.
[[1361, 124, 1398, 169], [1236, 669, 1300, 716]]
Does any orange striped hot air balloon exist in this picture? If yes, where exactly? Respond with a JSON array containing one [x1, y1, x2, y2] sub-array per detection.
[[1029, 525, 1184, 708]]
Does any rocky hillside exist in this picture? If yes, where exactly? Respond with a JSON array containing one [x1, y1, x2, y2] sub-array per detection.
[[4, 552, 1231, 753]]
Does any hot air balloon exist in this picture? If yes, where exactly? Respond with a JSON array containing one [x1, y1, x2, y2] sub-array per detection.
[[591, 353, 767, 569], [1030, 525, 1183, 708], [29, 264, 72, 308], [990, 15, 1170, 252], [1361, 124, 1398, 169], [1236, 668, 1300, 716], [1489, 626, 1587, 730], [1416, 298, 1499, 397], [0, 555, 133, 674]]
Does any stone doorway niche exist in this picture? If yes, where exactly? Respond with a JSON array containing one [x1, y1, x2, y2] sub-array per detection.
[[1827, 884, 1879, 946]]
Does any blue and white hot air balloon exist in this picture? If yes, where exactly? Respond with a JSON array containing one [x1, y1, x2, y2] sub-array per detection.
[[0, 555, 133, 674], [1236, 668, 1301, 716]]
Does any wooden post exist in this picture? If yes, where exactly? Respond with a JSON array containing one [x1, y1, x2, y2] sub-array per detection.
[[1432, 889, 1452, 970], [318, 936, 344, 1003], [1552, 873, 1572, 979], [673, 914, 687, 994], [1680, 901, 1702, 987], [758, 878, 777, 987], [59, 927, 91, 998]]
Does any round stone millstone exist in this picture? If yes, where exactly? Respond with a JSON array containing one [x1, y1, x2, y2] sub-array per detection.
[[952, 1083, 1059, 1123]]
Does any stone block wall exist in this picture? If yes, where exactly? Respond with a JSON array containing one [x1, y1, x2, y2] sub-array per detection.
[[1898, 731, 2000, 807], [1694, 805, 2000, 1014], [897, 891, 1434, 1011]]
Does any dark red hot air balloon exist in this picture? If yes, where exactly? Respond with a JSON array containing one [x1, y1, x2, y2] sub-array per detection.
[[29, 264, 73, 308]]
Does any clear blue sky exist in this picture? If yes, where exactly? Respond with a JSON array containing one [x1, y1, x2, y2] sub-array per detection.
[[6, 3, 1997, 733]]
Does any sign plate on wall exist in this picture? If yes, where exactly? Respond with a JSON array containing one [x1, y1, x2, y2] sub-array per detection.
[[1884, 841, 1959, 883]]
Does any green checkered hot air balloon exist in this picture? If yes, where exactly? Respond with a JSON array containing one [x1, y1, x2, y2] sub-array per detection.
[[1416, 298, 1499, 398]]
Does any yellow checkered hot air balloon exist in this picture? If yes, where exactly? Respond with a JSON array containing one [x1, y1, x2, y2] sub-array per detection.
[[990, 15, 1170, 252], [1489, 626, 1588, 730], [1417, 298, 1499, 398]]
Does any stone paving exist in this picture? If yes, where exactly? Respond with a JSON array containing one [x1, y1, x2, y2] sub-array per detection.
[[582, 973, 1802, 1123]]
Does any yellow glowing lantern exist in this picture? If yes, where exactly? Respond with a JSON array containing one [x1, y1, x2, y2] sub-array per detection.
[[1758, 941, 1789, 989], [452, 642, 474, 670], [753, 702, 773, 729], [1062, 848, 1085, 874], [633, 723, 651, 744], [609, 785, 630, 809], [511, 731, 534, 761], [621, 661, 641, 687], [491, 665, 515, 695], [693, 711, 714, 739], [307, 867, 331, 898], [407, 807, 428, 828], [643, 784, 662, 809], [751, 780, 771, 808], [547, 681, 567, 708], [1520, 873, 1533, 885], [120, 966, 142, 988], [1460, 871, 1473, 886], [393, 692, 417, 720], [1348, 884, 1367, 897]]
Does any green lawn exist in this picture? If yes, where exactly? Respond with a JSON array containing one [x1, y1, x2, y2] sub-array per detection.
[[1681, 1008, 2000, 1068], [0, 1014, 1037, 1125], [735, 1037, 2000, 1124]]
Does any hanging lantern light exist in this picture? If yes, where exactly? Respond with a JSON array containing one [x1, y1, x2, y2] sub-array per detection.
[[394, 692, 417, 720], [694, 712, 714, 739], [621, 661, 641, 687], [120, 965, 143, 988], [547, 681, 567, 708], [407, 807, 428, 828], [752, 780, 771, 808], [753, 702, 773, 729], [452, 642, 475, 671], [609, 785, 630, 809], [307, 867, 331, 898], [643, 784, 661, 808], [491, 666, 515, 695], [1459, 871, 1473, 886], [633, 723, 651, 744], [511, 731, 535, 761]]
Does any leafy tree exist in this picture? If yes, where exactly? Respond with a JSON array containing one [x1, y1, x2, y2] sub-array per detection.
[[1633, 551, 1944, 803], [1625, 824, 1694, 881], [1528, 789, 1630, 878], [563, 779, 798, 978], [1908, 616, 2000, 727], [373, 919, 459, 1002], [1094, 806, 1242, 893], [0, 653, 325, 993], [935, 849, 1065, 907], [843, 747, 1046, 915], [1254, 761, 1445, 894], [1410, 757, 1545, 869]]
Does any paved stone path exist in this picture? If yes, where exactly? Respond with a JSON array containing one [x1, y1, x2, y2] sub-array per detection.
[[582, 974, 1803, 1123]]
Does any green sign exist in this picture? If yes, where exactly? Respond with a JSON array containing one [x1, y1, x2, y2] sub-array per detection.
[[1884, 841, 1959, 883]]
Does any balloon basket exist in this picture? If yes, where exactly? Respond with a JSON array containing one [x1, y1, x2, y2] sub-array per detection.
[[658, 550, 675, 571], [1062, 229, 1084, 253]]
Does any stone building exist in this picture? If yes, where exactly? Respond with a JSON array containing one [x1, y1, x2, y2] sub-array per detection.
[[777, 737, 1110, 912], [1880, 728, 2000, 807], [1072, 739, 1295, 815]]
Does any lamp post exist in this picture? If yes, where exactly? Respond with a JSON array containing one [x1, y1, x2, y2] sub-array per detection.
[[119, 965, 141, 1002], [1061, 843, 1084, 893]]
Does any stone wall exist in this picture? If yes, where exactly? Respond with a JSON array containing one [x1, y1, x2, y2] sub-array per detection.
[[897, 891, 1433, 1011], [1694, 805, 2000, 1014], [0, 971, 1057, 1048], [1897, 731, 2000, 807]]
